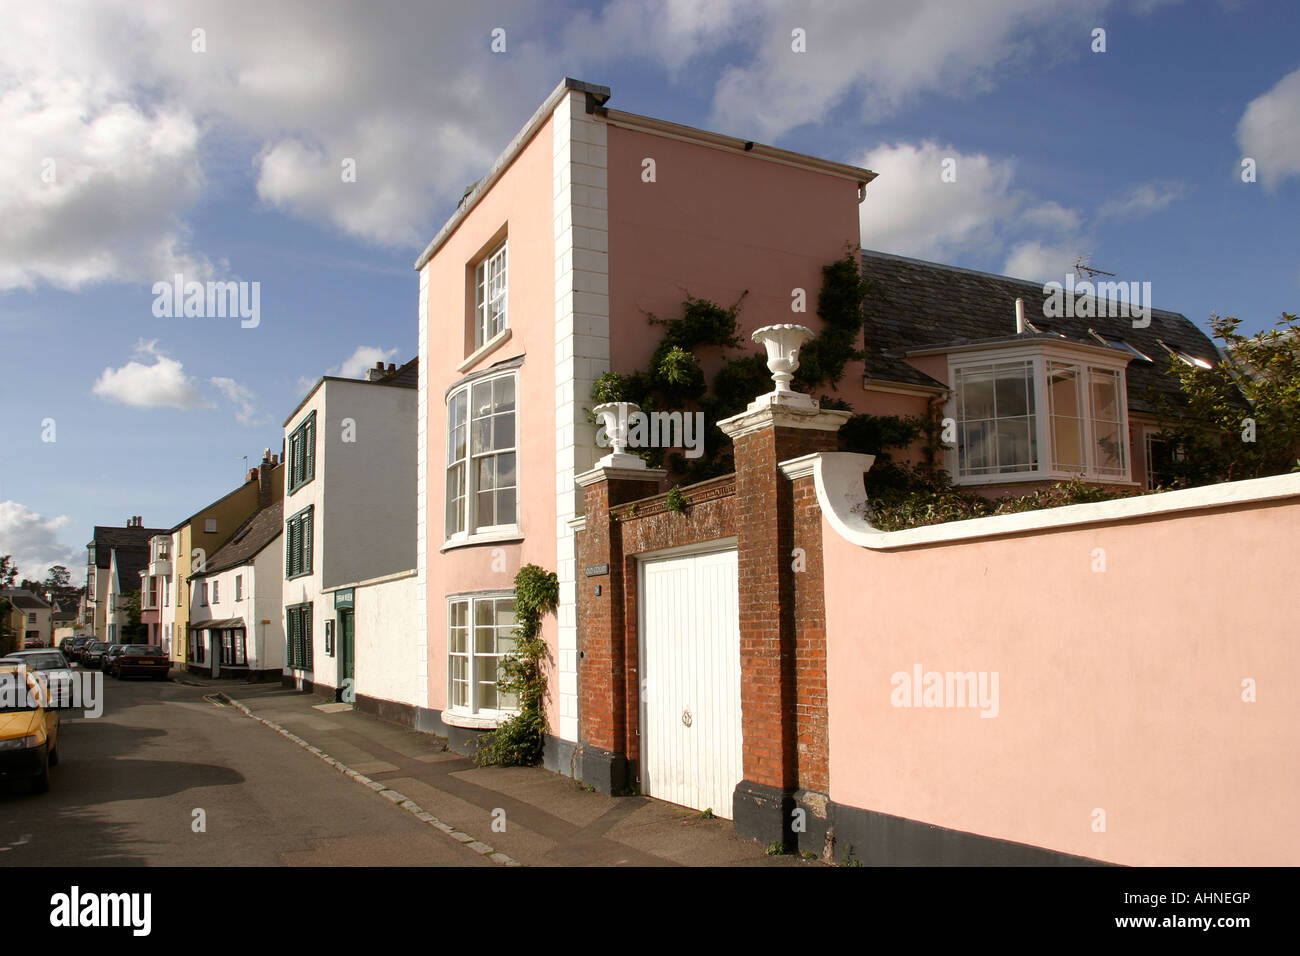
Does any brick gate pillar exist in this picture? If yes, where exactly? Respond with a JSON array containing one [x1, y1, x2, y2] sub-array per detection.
[[573, 463, 665, 795], [718, 401, 848, 847]]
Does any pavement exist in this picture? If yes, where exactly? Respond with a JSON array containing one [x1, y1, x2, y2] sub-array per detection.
[[188, 673, 815, 867]]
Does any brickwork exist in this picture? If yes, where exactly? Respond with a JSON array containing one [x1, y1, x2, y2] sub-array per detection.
[[575, 409, 842, 820]]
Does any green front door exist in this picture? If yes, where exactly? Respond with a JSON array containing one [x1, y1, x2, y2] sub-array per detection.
[[337, 610, 354, 703]]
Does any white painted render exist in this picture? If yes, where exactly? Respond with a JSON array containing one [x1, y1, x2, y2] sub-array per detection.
[[187, 540, 284, 672], [346, 573, 420, 708], [283, 377, 416, 692], [552, 89, 611, 744]]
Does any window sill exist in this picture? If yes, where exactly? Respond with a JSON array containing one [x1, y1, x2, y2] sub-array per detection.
[[953, 471, 1135, 487], [287, 478, 315, 497], [442, 708, 519, 730], [286, 571, 314, 581], [440, 528, 523, 553], [457, 328, 512, 373]]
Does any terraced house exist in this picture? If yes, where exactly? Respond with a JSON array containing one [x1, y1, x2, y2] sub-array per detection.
[[279, 358, 420, 715]]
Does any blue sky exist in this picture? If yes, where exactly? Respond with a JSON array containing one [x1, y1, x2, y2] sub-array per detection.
[[0, 0, 1296, 582]]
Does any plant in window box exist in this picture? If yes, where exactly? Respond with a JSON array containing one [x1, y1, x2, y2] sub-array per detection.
[[475, 564, 559, 768]]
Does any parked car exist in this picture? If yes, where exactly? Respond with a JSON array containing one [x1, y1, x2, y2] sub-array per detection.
[[101, 644, 127, 674], [0, 662, 60, 792], [2, 650, 75, 708], [81, 641, 110, 669], [23, 636, 42, 649], [114, 645, 170, 681], [66, 636, 93, 664]]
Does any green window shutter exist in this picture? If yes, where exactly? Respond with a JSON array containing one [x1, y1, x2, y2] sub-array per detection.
[[305, 419, 316, 481], [302, 511, 312, 574], [286, 519, 294, 577], [286, 607, 296, 668], [304, 606, 313, 668]]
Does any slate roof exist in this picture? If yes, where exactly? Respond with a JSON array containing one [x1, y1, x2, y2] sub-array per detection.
[[859, 250, 1224, 417], [112, 550, 150, 595], [88, 526, 168, 568], [378, 356, 418, 389], [0, 590, 50, 610], [193, 501, 283, 578]]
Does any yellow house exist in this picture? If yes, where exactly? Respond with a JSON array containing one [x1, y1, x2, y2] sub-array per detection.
[[161, 452, 283, 666]]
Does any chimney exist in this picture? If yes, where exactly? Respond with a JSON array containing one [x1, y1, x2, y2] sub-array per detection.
[[365, 360, 387, 382], [257, 452, 276, 508], [1015, 298, 1027, 334]]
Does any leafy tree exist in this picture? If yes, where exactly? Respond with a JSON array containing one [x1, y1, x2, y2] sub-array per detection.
[[44, 565, 72, 590], [0, 555, 17, 589], [1151, 312, 1300, 485], [120, 590, 147, 643], [0, 556, 16, 655]]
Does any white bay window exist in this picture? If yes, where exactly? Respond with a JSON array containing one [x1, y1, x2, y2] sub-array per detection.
[[445, 372, 517, 540], [948, 346, 1132, 484], [448, 594, 518, 718]]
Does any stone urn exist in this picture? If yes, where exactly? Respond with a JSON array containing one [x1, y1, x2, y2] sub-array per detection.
[[592, 401, 645, 468], [750, 324, 817, 409]]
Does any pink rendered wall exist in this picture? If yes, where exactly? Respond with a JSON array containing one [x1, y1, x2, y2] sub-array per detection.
[[605, 125, 868, 406], [822, 495, 1300, 865], [421, 115, 559, 717]]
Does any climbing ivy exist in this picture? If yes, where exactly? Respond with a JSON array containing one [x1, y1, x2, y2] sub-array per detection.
[[589, 253, 874, 482], [474, 564, 559, 767]]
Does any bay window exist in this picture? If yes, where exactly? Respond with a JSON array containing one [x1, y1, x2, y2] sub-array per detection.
[[447, 594, 518, 718], [445, 372, 517, 540], [949, 347, 1131, 484]]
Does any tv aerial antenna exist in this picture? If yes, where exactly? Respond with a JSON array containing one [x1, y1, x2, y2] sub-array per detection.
[[1073, 255, 1115, 279]]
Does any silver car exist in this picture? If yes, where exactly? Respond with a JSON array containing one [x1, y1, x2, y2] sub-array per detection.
[[3, 650, 76, 709]]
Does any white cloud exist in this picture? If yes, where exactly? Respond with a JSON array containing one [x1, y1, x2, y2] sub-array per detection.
[[337, 345, 401, 380], [1097, 182, 1186, 221], [706, 0, 1112, 140], [297, 345, 401, 395], [0, 3, 211, 291], [1236, 67, 1300, 190], [858, 141, 1025, 259], [210, 377, 265, 426], [0, 501, 83, 586], [1002, 240, 1086, 283], [92, 340, 210, 410]]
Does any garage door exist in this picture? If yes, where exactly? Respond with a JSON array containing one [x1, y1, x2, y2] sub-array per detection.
[[639, 546, 743, 818]]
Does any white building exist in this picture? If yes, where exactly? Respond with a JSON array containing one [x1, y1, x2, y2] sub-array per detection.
[[187, 501, 285, 679], [280, 359, 421, 715]]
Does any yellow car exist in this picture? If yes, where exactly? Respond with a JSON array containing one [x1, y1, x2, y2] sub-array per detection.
[[0, 662, 60, 792]]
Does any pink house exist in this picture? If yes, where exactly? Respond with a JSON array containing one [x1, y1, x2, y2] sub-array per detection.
[[415, 78, 874, 763]]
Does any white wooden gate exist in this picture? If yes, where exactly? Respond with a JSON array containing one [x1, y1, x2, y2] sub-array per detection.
[[638, 546, 743, 818]]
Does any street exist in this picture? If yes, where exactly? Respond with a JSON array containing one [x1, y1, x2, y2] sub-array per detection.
[[0, 671, 491, 866]]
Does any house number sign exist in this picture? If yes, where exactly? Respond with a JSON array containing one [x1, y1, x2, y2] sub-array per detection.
[[584, 564, 609, 577]]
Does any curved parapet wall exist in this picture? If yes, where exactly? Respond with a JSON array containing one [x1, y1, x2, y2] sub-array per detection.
[[807, 451, 1300, 550], [802, 451, 1300, 865]]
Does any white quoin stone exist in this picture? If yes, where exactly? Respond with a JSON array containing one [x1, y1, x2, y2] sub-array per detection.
[[592, 401, 646, 469], [750, 324, 818, 410]]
